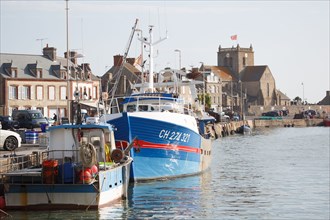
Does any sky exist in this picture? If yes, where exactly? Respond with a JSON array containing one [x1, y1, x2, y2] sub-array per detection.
[[0, 0, 329, 103]]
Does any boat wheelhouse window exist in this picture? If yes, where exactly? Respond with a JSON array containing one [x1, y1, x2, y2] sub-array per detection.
[[127, 105, 136, 112], [138, 105, 149, 111], [91, 137, 101, 148]]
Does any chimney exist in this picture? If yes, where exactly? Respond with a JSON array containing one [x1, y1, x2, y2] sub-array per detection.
[[126, 58, 135, 65], [43, 44, 57, 61], [113, 55, 123, 67], [64, 51, 78, 65]]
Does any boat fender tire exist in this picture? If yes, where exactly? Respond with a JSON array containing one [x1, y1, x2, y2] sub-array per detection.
[[80, 142, 97, 168], [111, 149, 124, 163]]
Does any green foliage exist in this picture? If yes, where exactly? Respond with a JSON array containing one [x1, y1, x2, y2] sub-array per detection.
[[294, 96, 302, 102]]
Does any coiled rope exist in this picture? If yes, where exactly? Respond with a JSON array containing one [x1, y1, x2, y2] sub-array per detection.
[[80, 142, 97, 167]]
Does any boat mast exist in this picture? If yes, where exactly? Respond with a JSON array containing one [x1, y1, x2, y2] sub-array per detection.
[[143, 26, 167, 92]]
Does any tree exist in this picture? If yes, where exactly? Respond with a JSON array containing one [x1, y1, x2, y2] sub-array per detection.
[[293, 96, 302, 102], [205, 93, 211, 110], [197, 93, 212, 110]]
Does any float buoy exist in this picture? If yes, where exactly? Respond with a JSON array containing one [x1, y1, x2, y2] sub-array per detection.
[[79, 168, 92, 183], [90, 165, 98, 177]]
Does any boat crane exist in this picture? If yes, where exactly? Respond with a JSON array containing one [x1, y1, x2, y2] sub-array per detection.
[[108, 19, 139, 113]]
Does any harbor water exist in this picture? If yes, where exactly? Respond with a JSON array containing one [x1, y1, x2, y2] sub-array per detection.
[[4, 127, 329, 219]]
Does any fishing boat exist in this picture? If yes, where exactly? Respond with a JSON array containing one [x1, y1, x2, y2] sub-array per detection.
[[101, 26, 215, 182], [1, 118, 132, 210]]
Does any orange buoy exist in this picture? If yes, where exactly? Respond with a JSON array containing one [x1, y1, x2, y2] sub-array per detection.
[[79, 169, 92, 183], [42, 160, 58, 184], [90, 165, 98, 177]]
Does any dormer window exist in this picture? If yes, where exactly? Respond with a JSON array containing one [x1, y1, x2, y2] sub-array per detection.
[[60, 71, 67, 79], [3, 63, 17, 77], [37, 69, 43, 78], [28, 63, 42, 77], [11, 68, 17, 77]]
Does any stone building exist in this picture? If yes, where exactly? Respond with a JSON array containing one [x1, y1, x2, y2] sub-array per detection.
[[0, 45, 101, 119], [217, 44, 279, 108], [101, 55, 141, 112]]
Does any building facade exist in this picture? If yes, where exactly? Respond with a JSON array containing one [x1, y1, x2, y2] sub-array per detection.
[[0, 45, 101, 119]]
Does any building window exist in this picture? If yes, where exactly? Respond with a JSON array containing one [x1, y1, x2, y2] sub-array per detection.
[[36, 86, 43, 100], [88, 88, 92, 99], [11, 69, 17, 78], [243, 57, 246, 66], [60, 71, 67, 79], [93, 86, 97, 99], [36, 107, 44, 115], [267, 83, 270, 97], [60, 86, 67, 100], [9, 85, 18, 99], [211, 85, 215, 93], [22, 86, 31, 100], [48, 86, 55, 100], [37, 69, 43, 78]]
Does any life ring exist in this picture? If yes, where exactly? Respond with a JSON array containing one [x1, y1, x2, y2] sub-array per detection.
[[80, 142, 97, 167]]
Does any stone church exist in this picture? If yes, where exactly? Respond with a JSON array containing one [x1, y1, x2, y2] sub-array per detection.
[[217, 44, 281, 107]]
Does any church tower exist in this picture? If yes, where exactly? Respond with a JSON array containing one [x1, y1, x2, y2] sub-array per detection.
[[217, 44, 254, 77]]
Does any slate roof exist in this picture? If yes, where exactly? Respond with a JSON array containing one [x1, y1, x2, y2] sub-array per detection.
[[240, 65, 268, 81], [318, 91, 330, 105], [0, 53, 99, 80], [277, 90, 290, 100]]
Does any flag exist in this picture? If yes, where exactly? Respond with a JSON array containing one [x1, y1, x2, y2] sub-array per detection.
[[230, 35, 237, 41], [134, 54, 142, 66]]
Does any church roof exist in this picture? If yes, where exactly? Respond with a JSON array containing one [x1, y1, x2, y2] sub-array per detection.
[[277, 90, 290, 100], [318, 91, 330, 105], [240, 65, 268, 81]]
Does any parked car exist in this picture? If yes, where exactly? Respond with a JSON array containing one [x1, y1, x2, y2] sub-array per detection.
[[232, 113, 240, 121], [0, 124, 22, 151], [304, 110, 316, 118], [262, 111, 280, 117], [0, 116, 19, 130], [12, 110, 48, 129]]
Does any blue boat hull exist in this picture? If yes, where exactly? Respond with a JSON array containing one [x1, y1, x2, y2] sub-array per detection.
[[107, 112, 212, 181]]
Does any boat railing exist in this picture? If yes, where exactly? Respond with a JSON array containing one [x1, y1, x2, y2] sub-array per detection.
[[0, 151, 45, 175], [1, 148, 115, 185], [109, 95, 194, 116]]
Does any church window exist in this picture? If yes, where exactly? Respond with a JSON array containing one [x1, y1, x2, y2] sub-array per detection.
[[267, 83, 270, 97]]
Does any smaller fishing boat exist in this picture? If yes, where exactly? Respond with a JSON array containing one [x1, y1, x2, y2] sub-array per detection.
[[236, 124, 252, 135], [1, 120, 133, 210]]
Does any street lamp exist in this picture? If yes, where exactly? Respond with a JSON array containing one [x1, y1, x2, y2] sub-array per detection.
[[200, 62, 205, 111], [302, 82, 304, 105], [174, 49, 181, 70], [239, 80, 243, 121]]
